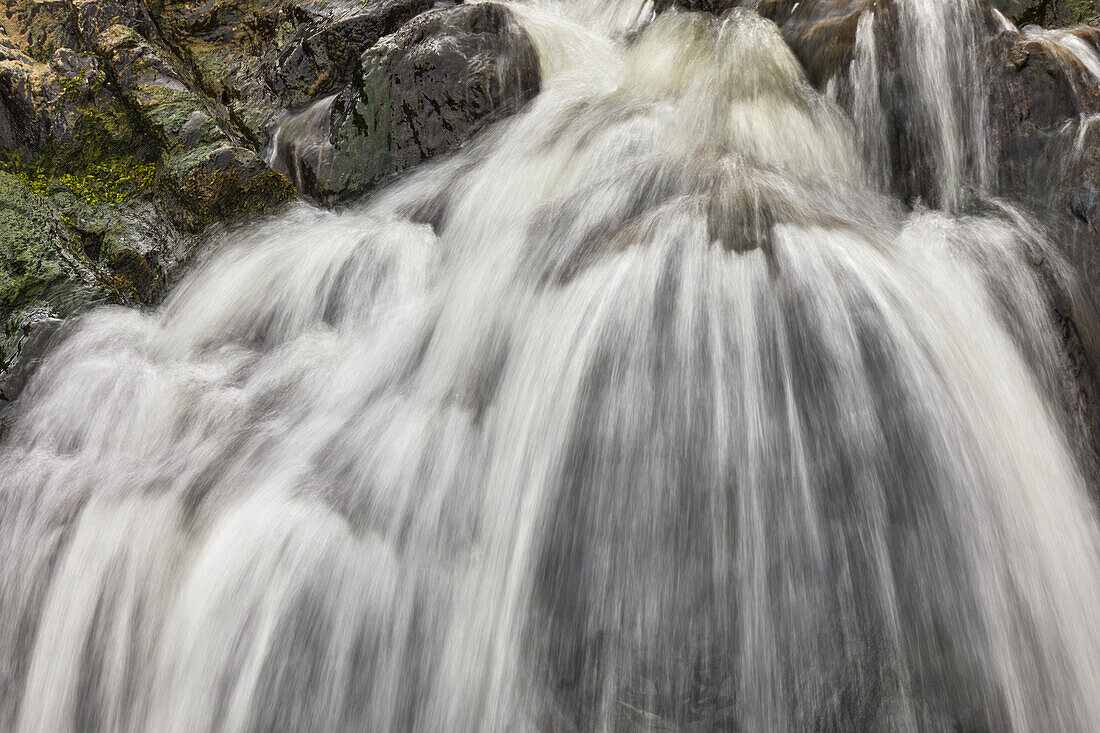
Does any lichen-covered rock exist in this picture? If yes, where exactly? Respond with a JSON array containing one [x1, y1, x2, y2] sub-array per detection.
[[0, 0, 302, 395], [0, 168, 122, 405], [146, 0, 301, 144], [0, 171, 100, 322], [170, 143, 297, 224], [268, 0, 458, 108], [85, 24, 223, 150], [314, 2, 540, 202], [90, 23, 295, 226], [71, 0, 157, 42]]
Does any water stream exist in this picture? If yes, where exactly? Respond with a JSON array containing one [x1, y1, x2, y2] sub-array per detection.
[[3, 1, 1100, 731]]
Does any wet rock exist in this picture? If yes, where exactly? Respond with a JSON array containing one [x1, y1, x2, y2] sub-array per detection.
[[993, 0, 1099, 27], [1069, 187, 1100, 223], [0, 304, 63, 412], [316, 2, 540, 202], [986, 27, 1100, 454], [268, 0, 459, 108], [0, 170, 109, 403], [146, 0, 299, 144], [989, 32, 1100, 204], [652, 0, 741, 12]]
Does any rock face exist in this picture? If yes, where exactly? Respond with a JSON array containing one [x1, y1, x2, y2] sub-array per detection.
[[314, 3, 541, 202], [993, 0, 1099, 26], [268, 0, 460, 109], [0, 0, 300, 406], [988, 26, 1100, 450], [0, 0, 545, 404]]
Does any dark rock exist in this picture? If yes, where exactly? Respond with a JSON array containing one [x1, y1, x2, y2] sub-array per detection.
[[992, 0, 1099, 27], [652, 0, 741, 12], [316, 2, 540, 202], [987, 28, 1100, 455], [268, 0, 459, 108], [1069, 188, 1100, 223], [990, 32, 1100, 205], [0, 305, 64, 411]]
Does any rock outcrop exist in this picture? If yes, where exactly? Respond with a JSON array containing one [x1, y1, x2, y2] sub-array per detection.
[[0, 0, 544, 406], [994, 0, 1099, 26], [317, 2, 541, 202]]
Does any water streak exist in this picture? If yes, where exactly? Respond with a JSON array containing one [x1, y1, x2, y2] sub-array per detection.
[[2, 3, 1100, 731]]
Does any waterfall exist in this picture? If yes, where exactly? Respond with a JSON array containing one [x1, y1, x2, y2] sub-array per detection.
[[839, 0, 994, 208], [3, 2, 1100, 731]]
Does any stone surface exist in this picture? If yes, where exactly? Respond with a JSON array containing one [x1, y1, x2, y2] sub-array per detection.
[[268, 0, 458, 108], [993, 0, 1099, 26], [145, 0, 298, 145], [319, 2, 540, 202]]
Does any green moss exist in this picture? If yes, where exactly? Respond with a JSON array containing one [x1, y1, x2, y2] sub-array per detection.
[[0, 172, 85, 317], [1068, 0, 1096, 24], [0, 154, 156, 209]]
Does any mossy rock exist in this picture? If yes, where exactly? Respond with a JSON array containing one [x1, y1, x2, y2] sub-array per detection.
[[167, 143, 296, 227], [0, 171, 90, 317], [993, 0, 1099, 26], [0, 169, 109, 392]]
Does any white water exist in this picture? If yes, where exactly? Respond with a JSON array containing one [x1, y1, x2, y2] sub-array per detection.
[[1024, 24, 1100, 84], [842, 0, 993, 207], [4, 2, 1100, 731]]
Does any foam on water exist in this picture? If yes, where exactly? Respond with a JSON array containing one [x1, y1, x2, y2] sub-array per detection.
[[2, 3, 1100, 731]]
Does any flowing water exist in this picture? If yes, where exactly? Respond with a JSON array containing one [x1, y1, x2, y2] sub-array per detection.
[[836, 0, 993, 208], [4, 1, 1100, 731]]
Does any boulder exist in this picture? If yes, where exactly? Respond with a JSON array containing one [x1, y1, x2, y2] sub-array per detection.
[[268, 0, 459, 108], [312, 2, 540, 202]]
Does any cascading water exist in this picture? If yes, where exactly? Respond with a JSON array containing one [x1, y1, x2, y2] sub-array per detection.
[[835, 0, 994, 208], [3, 1, 1100, 731]]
